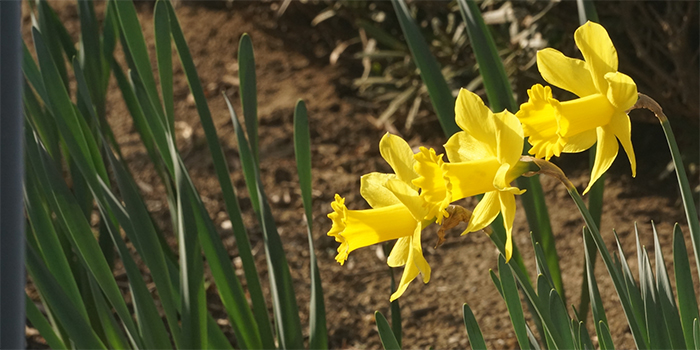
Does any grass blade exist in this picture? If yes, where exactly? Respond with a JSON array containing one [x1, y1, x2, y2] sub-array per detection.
[[674, 223, 699, 350], [389, 0, 459, 136], [294, 99, 328, 349], [462, 304, 487, 350], [376, 311, 402, 350]]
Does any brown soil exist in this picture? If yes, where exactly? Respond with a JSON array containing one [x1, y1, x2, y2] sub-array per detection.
[[24, 2, 697, 349]]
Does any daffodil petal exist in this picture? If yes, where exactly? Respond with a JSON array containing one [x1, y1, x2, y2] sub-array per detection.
[[360, 172, 400, 208], [455, 89, 497, 154], [498, 192, 516, 262], [411, 227, 431, 283], [536, 48, 597, 97], [561, 130, 597, 153], [389, 225, 429, 301], [379, 133, 418, 188], [390, 256, 418, 301], [584, 126, 619, 195], [604, 71, 638, 111], [464, 191, 501, 234], [575, 21, 618, 95], [387, 236, 410, 267], [444, 131, 493, 163], [609, 112, 636, 178], [385, 178, 428, 222], [493, 110, 524, 167], [493, 163, 526, 195]]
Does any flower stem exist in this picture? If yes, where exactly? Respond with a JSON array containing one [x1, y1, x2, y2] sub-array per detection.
[[631, 93, 700, 282]]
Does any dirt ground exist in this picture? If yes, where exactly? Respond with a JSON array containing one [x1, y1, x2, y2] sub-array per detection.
[[24, 1, 698, 349]]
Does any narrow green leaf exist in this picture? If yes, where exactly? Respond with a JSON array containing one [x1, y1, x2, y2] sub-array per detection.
[[489, 270, 503, 298], [36, 1, 69, 89], [548, 288, 575, 350], [294, 99, 328, 349], [173, 153, 206, 350], [576, 0, 600, 25], [77, 0, 105, 117], [456, 0, 513, 112], [598, 321, 615, 350], [674, 224, 699, 350], [532, 240, 554, 289], [25, 293, 67, 350], [99, 149, 183, 347], [239, 34, 260, 165], [376, 311, 402, 350], [25, 129, 143, 349], [221, 95, 276, 349], [566, 187, 648, 348], [640, 245, 668, 349], [498, 256, 530, 350], [462, 304, 487, 350], [22, 42, 49, 105], [652, 222, 685, 349], [154, 0, 174, 133], [24, 170, 86, 321], [583, 227, 609, 341], [33, 28, 105, 179], [85, 276, 130, 350], [577, 321, 595, 350], [535, 275, 551, 316], [113, 0, 166, 126], [389, 267, 402, 348], [389, 0, 459, 136], [230, 98, 304, 349], [26, 246, 106, 349]]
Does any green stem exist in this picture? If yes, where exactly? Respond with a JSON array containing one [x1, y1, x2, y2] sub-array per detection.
[[632, 93, 700, 281]]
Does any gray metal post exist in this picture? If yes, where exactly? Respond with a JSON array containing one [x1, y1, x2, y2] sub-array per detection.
[[1, 1, 26, 348]]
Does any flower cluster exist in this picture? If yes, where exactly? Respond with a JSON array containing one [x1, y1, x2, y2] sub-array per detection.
[[327, 21, 637, 300]]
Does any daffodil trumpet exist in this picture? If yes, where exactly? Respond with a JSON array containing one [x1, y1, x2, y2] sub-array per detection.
[[516, 21, 638, 195]]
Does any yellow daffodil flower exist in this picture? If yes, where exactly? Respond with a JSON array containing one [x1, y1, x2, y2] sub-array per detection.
[[413, 89, 527, 261], [516, 21, 637, 194], [327, 133, 432, 300]]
